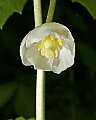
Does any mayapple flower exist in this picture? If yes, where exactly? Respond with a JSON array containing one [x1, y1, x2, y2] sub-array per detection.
[[20, 22, 75, 74]]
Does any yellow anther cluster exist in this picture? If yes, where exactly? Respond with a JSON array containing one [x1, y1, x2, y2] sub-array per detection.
[[38, 35, 62, 59]]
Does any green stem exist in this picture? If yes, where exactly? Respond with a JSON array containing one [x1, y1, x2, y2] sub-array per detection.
[[46, 0, 57, 23], [33, 0, 42, 27], [36, 70, 45, 120], [33, 0, 45, 120]]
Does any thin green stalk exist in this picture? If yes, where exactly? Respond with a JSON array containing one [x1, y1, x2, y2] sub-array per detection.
[[33, 0, 42, 27], [46, 0, 57, 23], [33, 0, 45, 120], [36, 70, 45, 120]]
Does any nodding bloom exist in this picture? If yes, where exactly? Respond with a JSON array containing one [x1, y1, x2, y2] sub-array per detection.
[[20, 22, 75, 74]]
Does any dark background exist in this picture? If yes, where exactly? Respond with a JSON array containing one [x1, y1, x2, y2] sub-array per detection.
[[0, 0, 96, 120]]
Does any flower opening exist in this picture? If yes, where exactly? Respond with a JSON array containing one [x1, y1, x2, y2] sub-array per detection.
[[38, 35, 62, 59]]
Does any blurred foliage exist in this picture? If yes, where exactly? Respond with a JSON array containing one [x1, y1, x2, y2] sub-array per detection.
[[0, 0, 96, 120], [71, 0, 96, 19], [14, 116, 35, 120], [77, 43, 96, 70], [15, 116, 25, 120], [0, 82, 16, 108]]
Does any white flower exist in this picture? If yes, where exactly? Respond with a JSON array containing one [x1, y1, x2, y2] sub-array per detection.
[[20, 22, 75, 74]]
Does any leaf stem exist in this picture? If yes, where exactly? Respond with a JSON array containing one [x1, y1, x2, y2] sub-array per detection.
[[46, 0, 57, 23], [33, 0, 45, 120]]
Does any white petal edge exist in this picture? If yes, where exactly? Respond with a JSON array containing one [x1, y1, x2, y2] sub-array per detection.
[[20, 34, 31, 66], [52, 46, 75, 74]]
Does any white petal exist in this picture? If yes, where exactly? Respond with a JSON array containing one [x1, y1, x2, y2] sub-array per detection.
[[62, 39, 75, 55], [52, 47, 74, 74], [26, 43, 52, 71], [20, 34, 31, 66], [25, 22, 74, 47]]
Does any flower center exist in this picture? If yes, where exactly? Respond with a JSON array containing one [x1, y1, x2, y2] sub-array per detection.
[[38, 35, 62, 59]]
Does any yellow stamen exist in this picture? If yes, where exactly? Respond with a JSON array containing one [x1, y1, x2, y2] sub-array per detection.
[[38, 35, 62, 59]]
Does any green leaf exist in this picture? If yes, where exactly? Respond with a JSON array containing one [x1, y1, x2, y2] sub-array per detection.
[[0, 82, 16, 108], [77, 43, 96, 69], [0, 0, 27, 28], [71, 0, 96, 19]]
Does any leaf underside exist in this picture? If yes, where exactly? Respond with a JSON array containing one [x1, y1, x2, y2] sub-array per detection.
[[0, 0, 27, 29]]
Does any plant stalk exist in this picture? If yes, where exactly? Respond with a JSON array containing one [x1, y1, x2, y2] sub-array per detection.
[[33, 0, 42, 27], [46, 0, 57, 23], [33, 0, 45, 120], [36, 70, 45, 120], [33, 0, 57, 120]]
